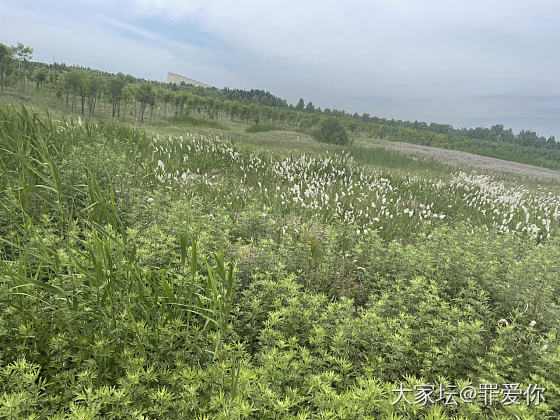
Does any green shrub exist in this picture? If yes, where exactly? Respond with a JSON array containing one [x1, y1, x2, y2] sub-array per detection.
[[313, 117, 349, 145]]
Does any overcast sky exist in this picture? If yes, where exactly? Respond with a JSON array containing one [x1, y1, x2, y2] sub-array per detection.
[[2, 0, 560, 137]]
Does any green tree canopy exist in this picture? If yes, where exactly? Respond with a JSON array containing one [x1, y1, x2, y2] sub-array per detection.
[[314, 117, 349, 145], [0, 43, 12, 91], [13, 42, 33, 90], [135, 82, 153, 123], [32, 67, 47, 88]]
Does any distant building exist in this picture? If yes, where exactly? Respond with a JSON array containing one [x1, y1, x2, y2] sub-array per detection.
[[167, 72, 209, 88]]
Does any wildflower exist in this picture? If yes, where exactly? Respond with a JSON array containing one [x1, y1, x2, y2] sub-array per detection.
[[147, 197, 154, 204], [529, 320, 536, 328]]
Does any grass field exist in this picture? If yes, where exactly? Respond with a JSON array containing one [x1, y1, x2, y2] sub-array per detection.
[[1, 87, 560, 418]]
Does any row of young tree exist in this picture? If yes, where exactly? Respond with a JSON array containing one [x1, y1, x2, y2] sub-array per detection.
[[0, 42, 34, 92], [0, 41, 557, 149]]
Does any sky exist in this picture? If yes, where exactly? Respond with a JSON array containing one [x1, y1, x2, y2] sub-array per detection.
[[1, 0, 560, 138]]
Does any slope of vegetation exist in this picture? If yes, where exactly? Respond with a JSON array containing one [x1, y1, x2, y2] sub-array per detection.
[[167, 114, 229, 130], [2, 41, 560, 170], [370, 124, 560, 170], [245, 124, 283, 133], [1, 106, 559, 418]]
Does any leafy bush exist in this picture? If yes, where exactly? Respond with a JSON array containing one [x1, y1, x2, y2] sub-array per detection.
[[313, 117, 350, 145]]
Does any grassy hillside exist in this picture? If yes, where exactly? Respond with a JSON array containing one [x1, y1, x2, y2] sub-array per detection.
[[374, 124, 560, 170], [3, 52, 560, 171], [1, 104, 560, 418]]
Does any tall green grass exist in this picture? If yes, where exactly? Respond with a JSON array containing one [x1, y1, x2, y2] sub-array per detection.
[[0, 107, 237, 405], [167, 114, 229, 130], [1, 106, 559, 418], [245, 124, 283, 133], [346, 144, 454, 174]]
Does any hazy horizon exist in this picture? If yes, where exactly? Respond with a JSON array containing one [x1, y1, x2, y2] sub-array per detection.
[[2, 0, 560, 138]]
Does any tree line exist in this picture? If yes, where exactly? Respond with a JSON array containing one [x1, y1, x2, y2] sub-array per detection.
[[0, 41, 558, 152]]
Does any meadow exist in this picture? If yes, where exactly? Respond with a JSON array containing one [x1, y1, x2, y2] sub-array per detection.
[[1, 98, 559, 420]]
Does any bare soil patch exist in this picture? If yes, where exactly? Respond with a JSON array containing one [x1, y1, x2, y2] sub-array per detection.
[[387, 141, 560, 182]]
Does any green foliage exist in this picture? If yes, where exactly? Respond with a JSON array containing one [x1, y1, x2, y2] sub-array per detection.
[[245, 124, 282, 133], [0, 43, 11, 92], [1, 105, 559, 418], [4, 41, 560, 172], [366, 123, 560, 170], [168, 114, 228, 129], [32, 67, 46, 88], [135, 82, 153, 123], [314, 117, 350, 145]]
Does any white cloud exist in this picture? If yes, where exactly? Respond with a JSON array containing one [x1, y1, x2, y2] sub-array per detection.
[[2, 0, 560, 135], [125, 0, 560, 95], [0, 3, 240, 86]]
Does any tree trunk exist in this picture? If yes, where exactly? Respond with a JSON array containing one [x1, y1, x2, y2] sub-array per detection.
[[21, 62, 25, 91], [140, 103, 146, 123]]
